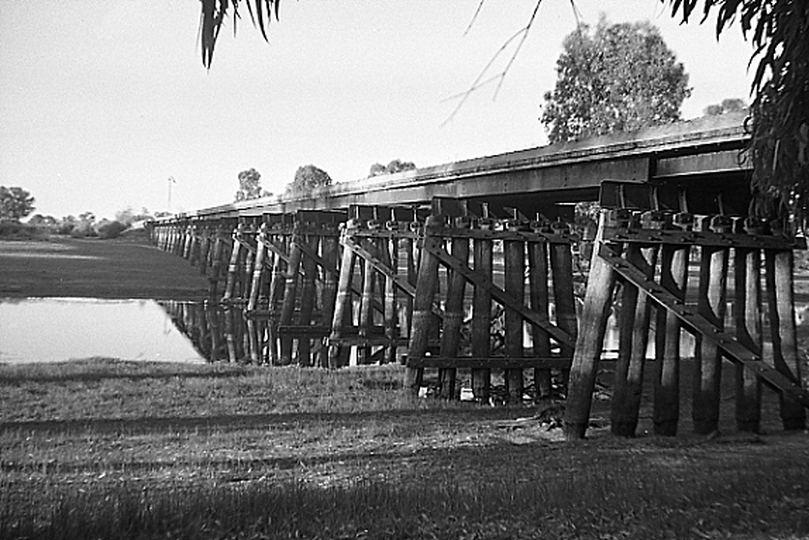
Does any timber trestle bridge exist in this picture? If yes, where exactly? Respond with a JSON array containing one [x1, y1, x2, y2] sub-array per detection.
[[150, 113, 809, 439]]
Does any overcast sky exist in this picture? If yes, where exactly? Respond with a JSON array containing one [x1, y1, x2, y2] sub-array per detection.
[[0, 1, 753, 220]]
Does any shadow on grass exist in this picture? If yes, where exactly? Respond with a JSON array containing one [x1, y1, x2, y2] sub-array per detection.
[[0, 436, 542, 477], [0, 406, 523, 435], [0, 369, 251, 384]]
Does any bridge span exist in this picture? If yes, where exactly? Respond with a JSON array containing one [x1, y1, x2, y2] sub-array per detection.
[[150, 111, 809, 440], [175, 112, 751, 221]]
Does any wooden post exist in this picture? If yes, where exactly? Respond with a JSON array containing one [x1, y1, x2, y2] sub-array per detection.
[[208, 225, 227, 300], [528, 237, 552, 400], [692, 223, 730, 435], [439, 220, 469, 398], [246, 317, 261, 364], [405, 218, 441, 395], [223, 225, 244, 302], [241, 231, 255, 302], [653, 242, 690, 435], [189, 225, 201, 266], [383, 233, 399, 364], [611, 243, 657, 437], [279, 235, 303, 365], [199, 227, 211, 276], [329, 234, 358, 369], [405, 235, 417, 340], [564, 211, 620, 440], [297, 234, 320, 367], [765, 249, 807, 430], [183, 225, 194, 260], [549, 221, 578, 390], [266, 235, 287, 364], [504, 235, 525, 404], [358, 243, 376, 365], [319, 234, 340, 368], [471, 223, 494, 402], [734, 245, 763, 432], [247, 224, 269, 312]]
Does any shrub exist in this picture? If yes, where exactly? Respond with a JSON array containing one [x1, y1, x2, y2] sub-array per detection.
[[97, 220, 128, 239], [0, 220, 42, 240]]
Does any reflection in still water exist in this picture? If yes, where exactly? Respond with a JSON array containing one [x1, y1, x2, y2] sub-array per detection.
[[5, 297, 805, 366], [159, 301, 274, 364]]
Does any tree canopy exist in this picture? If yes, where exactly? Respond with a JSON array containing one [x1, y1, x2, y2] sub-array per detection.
[[0, 186, 36, 221], [286, 165, 332, 198], [703, 97, 748, 116], [234, 168, 270, 202], [541, 18, 691, 143], [368, 159, 417, 177]]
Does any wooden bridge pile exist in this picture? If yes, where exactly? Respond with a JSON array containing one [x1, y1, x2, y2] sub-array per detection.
[[150, 183, 809, 438]]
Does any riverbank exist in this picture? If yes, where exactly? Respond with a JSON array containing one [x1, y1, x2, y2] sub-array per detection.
[[0, 233, 210, 299]]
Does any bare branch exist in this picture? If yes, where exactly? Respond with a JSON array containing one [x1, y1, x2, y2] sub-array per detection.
[[464, 0, 487, 37], [441, 0, 544, 127]]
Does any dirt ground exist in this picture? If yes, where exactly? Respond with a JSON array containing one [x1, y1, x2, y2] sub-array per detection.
[[0, 233, 210, 300]]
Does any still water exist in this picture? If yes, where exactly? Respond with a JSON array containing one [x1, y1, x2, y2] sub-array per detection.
[[0, 298, 207, 364]]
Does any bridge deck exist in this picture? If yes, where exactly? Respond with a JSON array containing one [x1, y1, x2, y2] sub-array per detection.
[[168, 112, 750, 222]]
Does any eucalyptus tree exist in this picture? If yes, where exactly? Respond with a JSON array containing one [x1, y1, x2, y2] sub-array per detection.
[[540, 18, 691, 143], [234, 168, 270, 202], [0, 186, 36, 222], [286, 165, 332, 198]]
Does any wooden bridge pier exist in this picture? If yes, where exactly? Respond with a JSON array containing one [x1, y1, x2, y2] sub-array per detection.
[[327, 204, 423, 369], [404, 197, 578, 403], [234, 210, 346, 367], [564, 181, 809, 439]]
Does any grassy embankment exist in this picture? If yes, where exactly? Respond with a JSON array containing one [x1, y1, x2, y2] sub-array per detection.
[[2, 359, 809, 540]]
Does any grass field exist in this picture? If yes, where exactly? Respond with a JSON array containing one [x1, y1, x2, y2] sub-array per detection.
[[0, 233, 209, 299], [2, 236, 809, 539]]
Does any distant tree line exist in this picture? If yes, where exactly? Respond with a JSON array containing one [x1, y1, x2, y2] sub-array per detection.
[[0, 185, 169, 240]]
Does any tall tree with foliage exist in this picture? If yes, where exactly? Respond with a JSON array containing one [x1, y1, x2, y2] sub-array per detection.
[[541, 18, 691, 143], [234, 168, 270, 202], [286, 165, 332, 198], [0, 186, 36, 221]]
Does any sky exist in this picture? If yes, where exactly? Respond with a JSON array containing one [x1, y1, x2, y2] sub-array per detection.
[[0, 1, 755, 220]]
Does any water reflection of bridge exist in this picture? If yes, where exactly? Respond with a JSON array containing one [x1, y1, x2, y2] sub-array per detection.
[[150, 113, 809, 439], [158, 300, 269, 364]]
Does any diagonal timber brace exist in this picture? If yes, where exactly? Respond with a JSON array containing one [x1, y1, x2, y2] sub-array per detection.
[[598, 244, 809, 409], [423, 237, 576, 349], [342, 236, 416, 297], [342, 235, 444, 320], [259, 235, 385, 315]]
